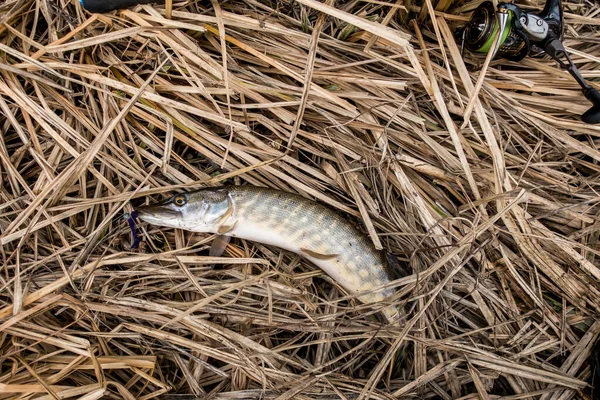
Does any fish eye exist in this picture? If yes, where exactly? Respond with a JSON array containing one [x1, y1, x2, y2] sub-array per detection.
[[173, 195, 187, 206]]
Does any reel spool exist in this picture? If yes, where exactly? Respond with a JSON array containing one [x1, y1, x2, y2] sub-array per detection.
[[459, 0, 600, 124], [463, 2, 528, 61]]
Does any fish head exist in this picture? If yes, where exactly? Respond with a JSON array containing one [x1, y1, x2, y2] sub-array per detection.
[[136, 188, 231, 232]]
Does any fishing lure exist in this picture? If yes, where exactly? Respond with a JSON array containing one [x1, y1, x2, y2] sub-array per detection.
[[125, 210, 140, 249]]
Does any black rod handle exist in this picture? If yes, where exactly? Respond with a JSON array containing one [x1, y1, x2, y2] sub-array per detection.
[[80, 0, 164, 13], [582, 87, 600, 124], [544, 39, 600, 124]]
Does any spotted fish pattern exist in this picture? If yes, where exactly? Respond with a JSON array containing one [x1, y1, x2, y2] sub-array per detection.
[[136, 186, 399, 321]]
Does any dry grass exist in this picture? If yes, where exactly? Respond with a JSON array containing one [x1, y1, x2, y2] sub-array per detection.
[[1, 0, 600, 398]]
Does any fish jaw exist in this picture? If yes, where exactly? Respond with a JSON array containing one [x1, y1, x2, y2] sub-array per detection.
[[137, 205, 182, 228], [135, 189, 232, 233], [137, 204, 218, 232]]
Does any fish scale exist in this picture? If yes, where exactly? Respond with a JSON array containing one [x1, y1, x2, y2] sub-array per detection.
[[136, 185, 399, 322]]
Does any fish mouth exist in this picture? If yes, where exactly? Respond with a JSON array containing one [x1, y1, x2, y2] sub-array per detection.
[[136, 205, 179, 224]]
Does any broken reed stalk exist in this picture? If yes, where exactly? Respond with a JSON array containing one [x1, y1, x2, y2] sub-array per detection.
[[0, 0, 599, 398]]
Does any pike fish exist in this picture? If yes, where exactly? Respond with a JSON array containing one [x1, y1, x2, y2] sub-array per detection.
[[136, 186, 399, 321]]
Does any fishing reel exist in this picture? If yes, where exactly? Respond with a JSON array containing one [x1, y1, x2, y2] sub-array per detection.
[[458, 0, 600, 124]]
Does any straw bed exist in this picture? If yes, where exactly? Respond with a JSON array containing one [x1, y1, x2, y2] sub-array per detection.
[[1, 0, 599, 398]]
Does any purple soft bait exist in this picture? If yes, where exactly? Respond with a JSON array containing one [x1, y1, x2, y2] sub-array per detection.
[[125, 210, 140, 249]]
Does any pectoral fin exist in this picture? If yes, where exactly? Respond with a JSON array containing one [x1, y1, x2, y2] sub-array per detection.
[[301, 248, 339, 260], [217, 220, 238, 235], [209, 234, 231, 257]]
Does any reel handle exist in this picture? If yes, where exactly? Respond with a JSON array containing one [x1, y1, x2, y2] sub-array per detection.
[[544, 39, 600, 124]]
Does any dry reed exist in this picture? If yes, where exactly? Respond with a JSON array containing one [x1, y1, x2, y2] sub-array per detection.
[[1, 0, 599, 398]]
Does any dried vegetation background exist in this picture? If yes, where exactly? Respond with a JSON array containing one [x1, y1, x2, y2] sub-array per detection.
[[1, 0, 600, 398]]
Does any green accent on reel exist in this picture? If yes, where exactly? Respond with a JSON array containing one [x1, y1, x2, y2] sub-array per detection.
[[475, 12, 513, 53]]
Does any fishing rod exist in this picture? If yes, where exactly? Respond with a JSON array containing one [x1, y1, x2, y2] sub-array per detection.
[[80, 0, 599, 123], [457, 0, 600, 124], [79, 0, 163, 13]]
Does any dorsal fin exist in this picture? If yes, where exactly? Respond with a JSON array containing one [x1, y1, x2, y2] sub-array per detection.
[[386, 252, 409, 280]]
